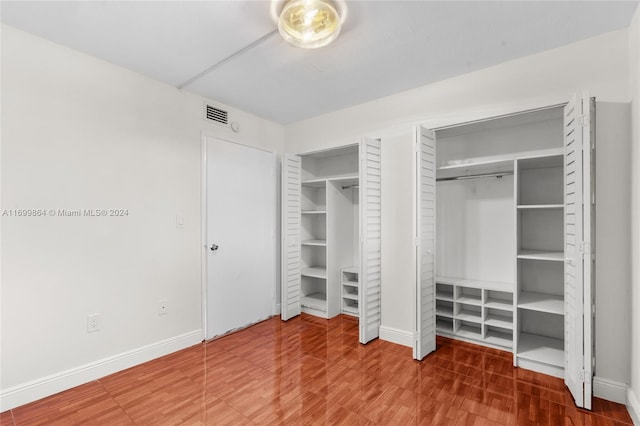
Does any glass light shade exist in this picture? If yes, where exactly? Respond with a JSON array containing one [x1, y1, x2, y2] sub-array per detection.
[[278, 0, 341, 49]]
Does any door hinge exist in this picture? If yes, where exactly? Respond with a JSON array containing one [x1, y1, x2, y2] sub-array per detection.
[[580, 242, 591, 256], [578, 370, 585, 382], [577, 115, 588, 127]]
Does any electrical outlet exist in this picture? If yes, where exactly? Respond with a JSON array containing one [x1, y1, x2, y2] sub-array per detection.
[[87, 314, 100, 333], [158, 300, 168, 316]]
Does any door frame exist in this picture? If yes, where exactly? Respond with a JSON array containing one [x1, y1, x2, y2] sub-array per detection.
[[200, 133, 278, 340]]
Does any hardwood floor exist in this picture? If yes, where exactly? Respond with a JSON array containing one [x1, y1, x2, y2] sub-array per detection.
[[1, 314, 633, 425]]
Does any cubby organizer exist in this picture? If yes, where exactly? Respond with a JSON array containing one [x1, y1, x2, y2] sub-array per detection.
[[435, 277, 514, 350], [341, 267, 359, 316]]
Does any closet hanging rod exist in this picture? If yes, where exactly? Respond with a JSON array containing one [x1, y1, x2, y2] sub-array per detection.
[[342, 184, 359, 190], [436, 171, 513, 182]]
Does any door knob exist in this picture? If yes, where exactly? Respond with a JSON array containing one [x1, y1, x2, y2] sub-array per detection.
[[210, 244, 219, 251]]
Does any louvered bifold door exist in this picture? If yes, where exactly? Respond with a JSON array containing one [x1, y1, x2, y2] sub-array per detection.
[[359, 138, 382, 344], [414, 126, 437, 360], [564, 93, 593, 409], [281, 154, 302, 321]]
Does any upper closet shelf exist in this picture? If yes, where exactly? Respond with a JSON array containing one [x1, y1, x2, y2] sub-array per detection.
[[302, 173, 359, 187], [437, 148, 563, 180], [517, 204, 563, 210], [517, 250, 564, 262], [436, 276, 513, 292]]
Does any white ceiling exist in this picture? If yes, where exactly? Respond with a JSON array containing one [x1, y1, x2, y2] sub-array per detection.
[[1, 1, 638, 124]]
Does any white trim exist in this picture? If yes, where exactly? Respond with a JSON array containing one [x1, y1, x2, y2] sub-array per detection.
[[0, 330, 202, 412], [379, 325, 414, 348], [592, 377, 627, 404], [201, 133, 209, 341], [627, 387, 640, 426]]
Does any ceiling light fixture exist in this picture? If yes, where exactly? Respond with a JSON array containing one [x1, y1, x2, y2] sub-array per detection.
[[277, 0, 342, 49]]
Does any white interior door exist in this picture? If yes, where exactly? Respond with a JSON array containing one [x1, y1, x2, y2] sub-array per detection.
[[359, 138, 382, 344], [414, 126, 437, 360], [281, 153, 302, 321], [563, 93, 594, 409], [205, 137, 276, 339]]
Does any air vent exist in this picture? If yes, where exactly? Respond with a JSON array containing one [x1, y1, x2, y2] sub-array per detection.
[[206, 105, 228, 125]]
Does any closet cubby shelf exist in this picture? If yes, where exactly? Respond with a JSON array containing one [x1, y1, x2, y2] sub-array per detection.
[[517, 250, 564, 262], [485, 330, 513, 347], [301, 240, 327, 247], [518, 291, 563, 315], [301, 267, 327, 279], [485, 298, 513, 311], [435, 307, 453, 318], [517, 333, 564, 367], [485, 314, 513, 330], [341, 267, 359, 317]]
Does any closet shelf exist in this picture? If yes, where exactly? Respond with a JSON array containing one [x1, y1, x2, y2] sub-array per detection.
[[457, 296, 482, 306], [342, 292, 358, 301], [457, 325, 482, 339], [302, 173, 359, 187], [456, 311, 482, 323], [301, 293, 327, 312], [301, 267, 327, 279], [436, 319, 454, 334], [436, 307, 454, 318], [302, 210, 326, 215], [485, 314, 513, 329], [342, 280, 358, 287], [342, 266, 359, 274], [518, 292, 564, 315], [517, 333, 564, 367], [517, 204, 564, 210], [485, 298, 513, 311], [517, 250, 564, 262], [436, 276, 513, 292], [342, 305, 358, 315], [485, 330, 513, 348], [301, 240, 327, 247]]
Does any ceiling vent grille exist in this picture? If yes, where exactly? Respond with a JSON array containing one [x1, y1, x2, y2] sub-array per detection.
[[206, 105, 228, 125]]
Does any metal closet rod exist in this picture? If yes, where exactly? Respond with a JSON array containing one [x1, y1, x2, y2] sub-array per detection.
[[342, 184, 359, 190], [436, 171, 514, 182]]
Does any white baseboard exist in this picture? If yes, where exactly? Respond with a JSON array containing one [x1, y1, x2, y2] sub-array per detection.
[[627, 387, 640, 426], [593, 377, 627, 404], [273, 303, 281, 316], [0, 329, 202, 412], [379, 325, 414, 348]]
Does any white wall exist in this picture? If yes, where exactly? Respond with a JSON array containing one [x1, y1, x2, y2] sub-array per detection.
[[380, 129, 415, 339], [0, 25, 284, 410], [594, 102, 631, 391], [628, 6, 640, 424], [285, 28, 632, 398]]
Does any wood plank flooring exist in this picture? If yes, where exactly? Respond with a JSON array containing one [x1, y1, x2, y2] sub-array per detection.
[[1, 314, 633, 425]]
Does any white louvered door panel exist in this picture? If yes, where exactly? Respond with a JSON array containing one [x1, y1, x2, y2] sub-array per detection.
[[281, 153, 302, 321], [564, 94, 585, 408], [359, 138, 382, 344], [414, 126, 437, 360]]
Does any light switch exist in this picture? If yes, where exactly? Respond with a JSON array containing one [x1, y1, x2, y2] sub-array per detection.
[[176, 215, 184, 228]]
